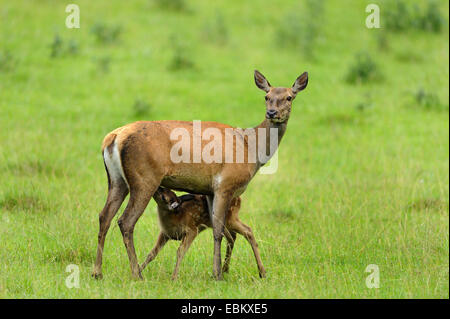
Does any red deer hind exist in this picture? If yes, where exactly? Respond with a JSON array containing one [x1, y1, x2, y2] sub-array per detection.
[[92, 70, 308, 280]]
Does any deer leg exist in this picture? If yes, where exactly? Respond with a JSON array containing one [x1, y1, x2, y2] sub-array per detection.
[[222, 230, 237, 274], [172, 230, 197, 280], [211, 192, 232, 280], [231, 220, 266, 278], [206, 195, 214, 220], [92, 179, 128, 279], [140, 232, 169, 272], [118, 184, 156, 280]]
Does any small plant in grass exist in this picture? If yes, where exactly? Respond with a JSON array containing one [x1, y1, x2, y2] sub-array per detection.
[[395, 49, 424, 63], [202, 11, 228, 45], [91, 22, 122, 44], [355, 93, 374, 112], [0, 49, 16, 72], [94, 56, 111, 73], [50, 34, 79, 58], [50, 34, 64, 58], [67, 39, 79, 55], [168, 36, 195, 71], [384, 0, 414, 32], [384, 0, 445, 33], [153, 0, 187, 11], [275, 0, 325, 59], [345, 51, 382, 84], [376, 31, 390, 52], [414, 88, 448, 112], [133, 98, 152, 117], [275, 12, 302, 47], [418, 0, 445, 33]]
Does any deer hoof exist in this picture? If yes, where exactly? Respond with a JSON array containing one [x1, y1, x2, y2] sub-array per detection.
[[131, 271, 144, 281], [91, 272, 103, 280], [213, 273, 224, 281]]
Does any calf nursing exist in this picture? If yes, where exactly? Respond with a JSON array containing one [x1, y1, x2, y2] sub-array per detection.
[[140, 187, 265, 279], [92, 70, 308, 280]]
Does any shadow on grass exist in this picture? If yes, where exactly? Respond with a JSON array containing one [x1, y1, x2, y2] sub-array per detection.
[[318, 113, 357, 126], [44, 247, 94, 266], [0, 192, 48, 212], [4, 159, 65, 177], [406, 198, 449, 212], [266, 208, 302, 222]]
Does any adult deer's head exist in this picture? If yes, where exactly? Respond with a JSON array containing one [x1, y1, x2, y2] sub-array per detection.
[[254, 70, 308, 123]]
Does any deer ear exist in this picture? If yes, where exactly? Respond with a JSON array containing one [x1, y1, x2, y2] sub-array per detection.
[[292, 72, 308, 95], [254, 70, 271, 93]]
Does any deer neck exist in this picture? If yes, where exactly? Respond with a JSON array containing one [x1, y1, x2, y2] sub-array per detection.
[[152, 196, 166, 212], [254, 118, 288, 168]]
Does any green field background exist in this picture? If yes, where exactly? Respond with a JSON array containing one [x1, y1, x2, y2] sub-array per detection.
[[0, 0, 448, 298]]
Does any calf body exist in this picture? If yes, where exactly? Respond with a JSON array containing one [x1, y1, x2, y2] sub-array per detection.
[[140, 187, 266, 279]]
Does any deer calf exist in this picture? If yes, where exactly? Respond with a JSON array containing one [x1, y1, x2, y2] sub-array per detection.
[[140, 187, 266, 280]]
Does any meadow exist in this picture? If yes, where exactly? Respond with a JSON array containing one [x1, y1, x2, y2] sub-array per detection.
[[0, 0, 448, 298]]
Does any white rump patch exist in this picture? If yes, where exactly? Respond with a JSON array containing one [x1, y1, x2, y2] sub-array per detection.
[[103, 142, 129, 189]]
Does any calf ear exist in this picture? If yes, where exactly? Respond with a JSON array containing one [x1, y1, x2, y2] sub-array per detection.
[[254, 70, 271, 93], [292, 72, 308, 95]]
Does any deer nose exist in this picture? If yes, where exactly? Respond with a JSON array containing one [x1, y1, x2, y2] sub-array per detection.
[[266, 109, 277, 118]]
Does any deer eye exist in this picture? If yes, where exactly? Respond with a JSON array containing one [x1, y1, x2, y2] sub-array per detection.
[[286, 96, 292, 101], [265, 96, 269, 101]]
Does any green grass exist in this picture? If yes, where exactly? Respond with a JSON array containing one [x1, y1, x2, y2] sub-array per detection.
[[0, 0, 448, 298]]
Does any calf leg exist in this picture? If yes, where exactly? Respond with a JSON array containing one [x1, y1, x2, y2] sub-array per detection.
[[222, 230, 237, 273], [172, 230, 197, 280], [140, 232, 169, 271], [92, 179, 128, 279], [231, 220, 266, 278]]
